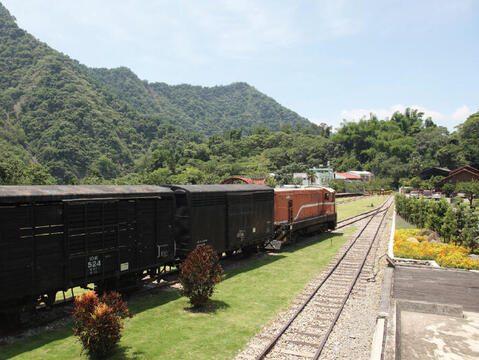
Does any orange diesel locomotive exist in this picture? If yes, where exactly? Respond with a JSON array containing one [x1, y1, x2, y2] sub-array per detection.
[[273, 187, 336, 243]]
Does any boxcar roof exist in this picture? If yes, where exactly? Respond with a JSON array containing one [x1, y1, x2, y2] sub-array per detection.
[[170, 184, 272, 193], [0, 185, 172, 203]]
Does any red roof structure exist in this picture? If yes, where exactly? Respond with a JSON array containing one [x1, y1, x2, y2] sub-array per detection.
[[221, 177, 266, 185], [334, 172, 362, 180]]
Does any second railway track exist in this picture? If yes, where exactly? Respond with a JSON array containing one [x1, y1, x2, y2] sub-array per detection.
[[236, 196, 393, 360]]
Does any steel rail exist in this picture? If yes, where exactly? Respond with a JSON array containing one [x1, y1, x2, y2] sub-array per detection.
[[336, 196, 391, 229], [253, 198, 393, 360], [312, 200, 391, 359]]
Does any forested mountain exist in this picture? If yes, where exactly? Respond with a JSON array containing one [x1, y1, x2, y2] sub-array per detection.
[[0, 3, 308, 183], [0, 3, 477, 187], [87, 67, 309, 134]]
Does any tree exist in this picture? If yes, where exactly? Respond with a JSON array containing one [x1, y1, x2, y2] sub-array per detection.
[[440, 207, 457, 243], [456, 112, 479, 163], [410, 176, 422, 189], [93, 155, 120, 180], [458, 206, 479, 251], [420, 180, 432, 191], [430, 175, 445, 189], [442, 183, 455, 197], [455, 181, 479, 208]]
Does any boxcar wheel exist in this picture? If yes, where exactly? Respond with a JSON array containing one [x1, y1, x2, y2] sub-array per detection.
[[45, 291, 57, 306]]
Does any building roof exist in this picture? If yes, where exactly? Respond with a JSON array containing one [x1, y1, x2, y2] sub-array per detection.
[[419, 167, 450, 180], [348, 170, 373, 175], [335, 172, 362, 180], [449, 165, 479, 177], [221, 177, 266, 185], [441, 166, 479, 183]]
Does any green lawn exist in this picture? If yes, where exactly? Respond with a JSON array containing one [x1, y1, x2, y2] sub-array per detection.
[[336, 195, 388, 221], [0, 227, 356, 360]]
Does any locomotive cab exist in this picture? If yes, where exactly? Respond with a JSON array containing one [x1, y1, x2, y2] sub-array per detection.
[[273, 186, 336, 243]]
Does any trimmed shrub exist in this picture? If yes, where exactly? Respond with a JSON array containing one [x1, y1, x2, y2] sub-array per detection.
[[395, 194, 478, 250], [100, 291, 133, 319], [73, 290, 132, 359], [179, 245, 223, 307]]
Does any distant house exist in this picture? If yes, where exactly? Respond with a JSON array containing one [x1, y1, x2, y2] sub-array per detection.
[[292, 168, 334, 186], [293, 173, 309, 186], [419, 167, 450, 180], [440, 165, 479, 185], [310, 167, 334, 186], [334, 172, 362, 181], [348, 171, 374, 182]]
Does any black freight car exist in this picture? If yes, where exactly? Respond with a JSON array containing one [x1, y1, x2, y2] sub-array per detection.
[[170, 184, 274, 258], [0, 185, 175, 315]]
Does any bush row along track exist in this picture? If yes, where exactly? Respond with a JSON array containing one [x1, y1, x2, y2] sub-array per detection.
[[235, 196, 393, 360]]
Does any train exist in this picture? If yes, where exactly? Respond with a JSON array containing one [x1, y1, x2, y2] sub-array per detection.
[[0, 184, 336, 321]]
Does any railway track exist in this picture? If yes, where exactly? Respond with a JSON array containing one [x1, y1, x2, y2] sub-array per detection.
[[236, 197, 393, 360], [336, 196, 390, 229], [335, 195, 368, 205]]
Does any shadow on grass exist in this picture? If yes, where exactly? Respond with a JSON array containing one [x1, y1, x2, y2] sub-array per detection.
[[0, 291, 181, 359], [223, 231, 346, 281], [183, 299, 230, 314], [0, 325, 74, 359], [110, 345, 146, 360], [280, 231, 346, 254], [128, 288, 181, 315]]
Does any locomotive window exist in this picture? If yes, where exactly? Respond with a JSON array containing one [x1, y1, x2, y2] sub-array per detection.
[[324, 193, 329, 201]]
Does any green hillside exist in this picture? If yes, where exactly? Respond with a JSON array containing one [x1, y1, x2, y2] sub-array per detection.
[[1, 2, 477, 187], [0, 3, 309, 183]]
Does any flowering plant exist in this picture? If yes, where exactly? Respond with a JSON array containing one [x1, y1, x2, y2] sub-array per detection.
[[394, 229, 479, 270]]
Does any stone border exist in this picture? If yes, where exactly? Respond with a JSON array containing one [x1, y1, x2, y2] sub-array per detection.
[[369, 267, 393, 360]]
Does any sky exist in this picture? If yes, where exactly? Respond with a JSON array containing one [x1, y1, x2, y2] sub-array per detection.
[[3, 0, 478, 131]]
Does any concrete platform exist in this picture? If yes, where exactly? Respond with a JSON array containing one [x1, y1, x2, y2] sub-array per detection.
[[401, 311, 479, 359], [393, 266, 479, 312], [392, 265, 479, 359]]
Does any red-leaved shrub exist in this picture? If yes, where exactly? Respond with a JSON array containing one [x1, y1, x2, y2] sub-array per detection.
[[179, 245, 223, 307], [73, 290, 132, 359], [100, 291, 133, 319]]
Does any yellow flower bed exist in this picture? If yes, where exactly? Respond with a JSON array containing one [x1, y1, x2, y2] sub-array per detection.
[[394, 229, 479, 270]]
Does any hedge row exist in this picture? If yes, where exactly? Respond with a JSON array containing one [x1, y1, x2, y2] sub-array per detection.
[[395, 194, 479, 251]]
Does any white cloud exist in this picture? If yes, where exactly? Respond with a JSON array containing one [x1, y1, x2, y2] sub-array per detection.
[[451, 105, 472, 123]]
